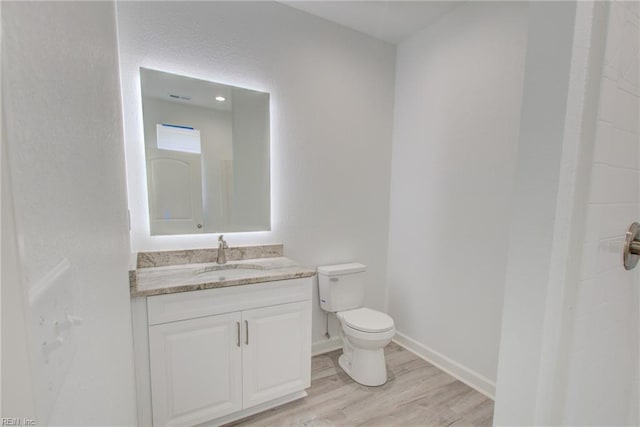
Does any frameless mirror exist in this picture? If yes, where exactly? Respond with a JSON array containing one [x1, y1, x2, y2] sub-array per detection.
[[140, 68, 270, 235]]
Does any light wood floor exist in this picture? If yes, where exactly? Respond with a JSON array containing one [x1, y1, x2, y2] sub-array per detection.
[[228, 342, 494, 427]]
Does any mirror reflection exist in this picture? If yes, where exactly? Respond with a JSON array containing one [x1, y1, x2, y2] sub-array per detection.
[[140, 68, 270, 235]]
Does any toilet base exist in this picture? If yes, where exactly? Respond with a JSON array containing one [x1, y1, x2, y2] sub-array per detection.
[[338, 347, 388, 387]]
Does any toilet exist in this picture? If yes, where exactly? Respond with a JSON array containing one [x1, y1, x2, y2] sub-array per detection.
[[317, 263, 395, 386]]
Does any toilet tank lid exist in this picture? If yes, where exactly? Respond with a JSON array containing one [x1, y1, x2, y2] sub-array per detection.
[[317, 263, 366, 276]]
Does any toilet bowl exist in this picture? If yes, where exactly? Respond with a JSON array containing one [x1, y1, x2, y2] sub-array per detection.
[[317, 263, 395, 386], [336, 308, 395, 386]]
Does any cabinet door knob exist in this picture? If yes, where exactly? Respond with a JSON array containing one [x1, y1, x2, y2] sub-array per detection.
[[245, 320, 249, 345], [236, 321, 241, 347]]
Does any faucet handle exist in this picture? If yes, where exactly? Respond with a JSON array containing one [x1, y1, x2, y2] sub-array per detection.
[[218, 235, 224, 242]]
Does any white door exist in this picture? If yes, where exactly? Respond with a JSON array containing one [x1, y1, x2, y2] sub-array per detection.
[[242, 301, 311, 408], [495, 2, 639, 425], [149, 312, 242, 426], [146, 147, 204, 235], [548, 2, 639, 423]]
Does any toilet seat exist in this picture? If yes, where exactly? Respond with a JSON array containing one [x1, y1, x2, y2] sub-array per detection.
[[337, 307, 394, 333]]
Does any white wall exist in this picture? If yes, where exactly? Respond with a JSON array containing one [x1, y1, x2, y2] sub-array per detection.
[[117, 1, 395, 346], [386, 2, 528, 396], [2, 2, 137, 424]]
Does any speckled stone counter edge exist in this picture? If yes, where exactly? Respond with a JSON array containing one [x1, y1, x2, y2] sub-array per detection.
[[130, 269, 316, 298], [129, 270, 136, 289], [136, 244, 284, 268]]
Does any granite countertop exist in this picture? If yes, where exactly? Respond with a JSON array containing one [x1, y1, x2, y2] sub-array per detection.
[[130, 256, 316, 297]]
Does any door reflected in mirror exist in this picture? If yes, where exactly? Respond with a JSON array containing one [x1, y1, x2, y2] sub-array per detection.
[[140, 68, 270, 235]]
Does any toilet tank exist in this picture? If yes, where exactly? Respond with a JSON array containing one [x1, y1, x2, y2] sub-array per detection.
[[317, 263, 366, 312]]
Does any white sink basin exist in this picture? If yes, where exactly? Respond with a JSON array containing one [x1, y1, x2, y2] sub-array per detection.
[[194, 263, 267, 276]]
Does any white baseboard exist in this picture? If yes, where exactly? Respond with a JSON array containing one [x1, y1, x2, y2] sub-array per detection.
[[393, 332, 496, 400], [312, 336, 342, 356]]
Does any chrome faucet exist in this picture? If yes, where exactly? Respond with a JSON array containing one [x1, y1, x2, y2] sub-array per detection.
[[216, 235, 229, 264]]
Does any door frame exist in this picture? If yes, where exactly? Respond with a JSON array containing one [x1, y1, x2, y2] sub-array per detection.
[[494, 2, 619, 425]]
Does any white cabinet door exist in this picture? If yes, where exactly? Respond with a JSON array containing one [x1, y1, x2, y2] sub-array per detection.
[[242, 301, 311, 408], [149, 312, 242, 426]]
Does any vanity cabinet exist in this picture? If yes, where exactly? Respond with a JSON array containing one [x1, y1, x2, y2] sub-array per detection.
[[132, 277, 312, 427]]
